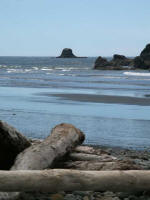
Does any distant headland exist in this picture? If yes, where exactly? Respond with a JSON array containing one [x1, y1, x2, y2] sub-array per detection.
[[57, 48, 87, 58]]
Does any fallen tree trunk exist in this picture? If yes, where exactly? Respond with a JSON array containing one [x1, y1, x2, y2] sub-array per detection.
[[0, 170, 149, 193], [11, 123, 85, 170], [0, 120, 31, 170], [69, 153, 117, 162]]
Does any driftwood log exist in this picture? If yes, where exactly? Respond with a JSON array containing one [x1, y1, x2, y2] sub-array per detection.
[[0, 121, 31, 170], [0, 123, 84, 200], [0, 170, 149, 193], [69, 153, 117, 162], [59, 160, 141, 170], [11, 123, 85, 170], [74, 145, 107, 155]]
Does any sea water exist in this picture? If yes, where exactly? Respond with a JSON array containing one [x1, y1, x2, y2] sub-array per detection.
[[0, 56, 150, 150]]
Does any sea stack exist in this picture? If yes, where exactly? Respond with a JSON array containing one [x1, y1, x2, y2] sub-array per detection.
[[110, 54, 133, 67], [134, 44, 150, 69], [94, 54, 133, 70], [57, 48, 77, 58], [94, 56, 110, 69]]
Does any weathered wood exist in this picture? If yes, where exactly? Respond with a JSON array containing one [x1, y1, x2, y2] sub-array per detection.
[[0, 170, 149, 193], [0, 123, 85, 199], [59, 160, 141, 170], [11, 123, 85, 170], [74, 145, 107, 155], [0, 120, 31, 169], [69, 153, 117, 162]]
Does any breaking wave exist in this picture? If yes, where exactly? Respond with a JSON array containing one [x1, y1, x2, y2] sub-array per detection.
[[124, 72, 150, 77]]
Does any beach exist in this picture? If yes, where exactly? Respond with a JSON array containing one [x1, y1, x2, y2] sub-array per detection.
[[1, 1, 150, 199]]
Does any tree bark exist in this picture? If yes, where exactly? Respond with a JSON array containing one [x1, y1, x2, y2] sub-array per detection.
[[0, 170, 149, 193], [0, 120, 31, 170]]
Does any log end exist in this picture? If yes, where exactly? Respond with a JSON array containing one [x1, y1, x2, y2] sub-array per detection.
[[51, 123, 85, 145]]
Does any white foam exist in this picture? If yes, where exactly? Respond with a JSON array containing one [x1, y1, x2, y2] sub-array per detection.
[[25, 69, 32, 72], [32, 67, 38, 70], [41, 68, 53, 71], [124, 72, 150, 77], [6, 68, 32, 73], [62, 69, 71, 71], [7, 69, 18, 73]]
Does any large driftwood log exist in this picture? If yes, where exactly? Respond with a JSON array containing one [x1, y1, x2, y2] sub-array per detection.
[[11, 123, 85, 170], [0, 170, 149, 193], [0, 121, 31, 170]]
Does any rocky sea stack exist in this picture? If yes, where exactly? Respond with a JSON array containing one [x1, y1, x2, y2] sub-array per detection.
[[57, 48, 77, 58], [57, 48, 87, 58], [134, 44, 150, 69], [94, 56, 110, 69], [110, 54, 133, 68], [94, 54, 133, 70]]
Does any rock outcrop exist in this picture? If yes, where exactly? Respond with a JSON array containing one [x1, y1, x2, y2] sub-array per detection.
[[57, 48, 87, 58], [134, 44, 150, 69], [110, 54, 133, 68], [113, 54, 126, 60], [94, 56, 110, 69], [57, 48, 77, 58], [94, 54, 133, 70]]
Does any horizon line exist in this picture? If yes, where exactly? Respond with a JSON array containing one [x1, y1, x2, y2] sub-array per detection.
[[0, 55, 136, 58]]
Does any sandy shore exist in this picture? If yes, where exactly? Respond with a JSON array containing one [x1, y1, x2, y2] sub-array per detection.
[[50, 93, 150, 106]]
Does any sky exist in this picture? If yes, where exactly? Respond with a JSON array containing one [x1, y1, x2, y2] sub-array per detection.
[[0, 0, 150, 57]]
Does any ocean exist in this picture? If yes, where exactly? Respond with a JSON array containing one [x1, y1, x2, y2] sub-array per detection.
[[0, 56, 150, 150]]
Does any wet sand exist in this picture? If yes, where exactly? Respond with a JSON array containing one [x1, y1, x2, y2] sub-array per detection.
[[49, 93, 150, 106]]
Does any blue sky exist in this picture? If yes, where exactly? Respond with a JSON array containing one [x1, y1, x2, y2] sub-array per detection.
[[0, 0, 150, 56]]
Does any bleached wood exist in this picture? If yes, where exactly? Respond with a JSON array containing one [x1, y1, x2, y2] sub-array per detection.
[[0, 170, 149, 193], [0, 123, 84, 200], [74, 145, 106, 155], [69, 153, 117, 162], [11, 123, 85, 170], [61, 160, 140, 170]]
